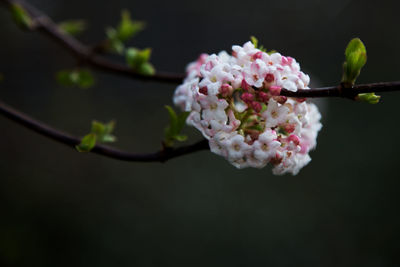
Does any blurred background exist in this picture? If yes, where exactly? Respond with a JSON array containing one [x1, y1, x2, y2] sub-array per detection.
[[1, 0, 400, 266]]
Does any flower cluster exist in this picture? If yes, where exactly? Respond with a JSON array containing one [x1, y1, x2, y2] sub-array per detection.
[[173, 41, 322, 175]]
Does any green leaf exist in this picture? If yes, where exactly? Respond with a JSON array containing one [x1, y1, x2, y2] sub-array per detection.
[[77, 70, 95, 89], [103, 120, 116, 135], [76, 120, 117, 153], [126, 47, 152, 68], [341, 38, 367, 87], [250, 36, 268, 52], [76, 133, 97, 152], [91, 121, 106, 136], [138, 62, 155, 75], [58, 20, 87, 36], [117, 10, 145, 41], [91, 120, 116, 143], [125, 47, 139, 66], [126, 48, 155, 75], [356, 93, 380, 104], [165, 105, 178, 135], [104, 10, 145, 54], [250, 36, 258, 48], [106, 27, 125, 54], [164, 106, 189, 147], [176, 111, 190, 134], [56, 69, 95, 89], [10, 3, 33, 29], [345, 38, 366, 59], [56, 70, 75, 87], [102, 135, 117, 143], [174, 135, 188, 142]]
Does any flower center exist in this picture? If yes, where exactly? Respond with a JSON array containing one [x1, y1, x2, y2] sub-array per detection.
[[262, 143, 268, 151], [233, 144, 241, 151], [210, 103, 217, 110]]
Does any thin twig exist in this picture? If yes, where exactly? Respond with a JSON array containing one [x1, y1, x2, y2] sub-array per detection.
[[0, 0, 185, 84], [0, 99, 209, 162], [279, 82, 400, 98]]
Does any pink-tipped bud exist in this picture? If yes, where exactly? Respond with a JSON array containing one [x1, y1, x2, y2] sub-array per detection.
[[288, 134, 300, 146], [281, 56, 293, 66], [199, 86, 208, 95], [241, 92, 254, 103], [284, 124, 296, 134], [265, 73, 275, 83], [241, 79, 250, 91], [269, 85, 282, 96], [252, 51, 263, 60], [258, 91, 269, 103], [295, 98, 307, 103], [198, 53, 208, 64], [251, 101, 262, 113], [273, 96, 287, 104], [220, 83, 233, 97]]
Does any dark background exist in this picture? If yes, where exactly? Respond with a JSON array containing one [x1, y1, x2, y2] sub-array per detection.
[[1, 0, 400, 266]]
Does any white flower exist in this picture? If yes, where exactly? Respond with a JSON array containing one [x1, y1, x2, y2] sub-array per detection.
[[246, 150, 267, 169], [253, 130, 281, 161], [281, 79, 297, 92], [273, 153, 311, 175], [209, 131, 232, 157], [200, 95, 228, 122], [243, 59, 268, 88], [226, 134, 251, 160], [263, 99, 290, 128]]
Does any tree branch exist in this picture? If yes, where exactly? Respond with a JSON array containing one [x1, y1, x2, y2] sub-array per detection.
[[0, 99, 209, 162], [0, 0, 185, 84], [2, 0, 400, 99], [1, 81, 399, 163], [279, 82, 400, 99]]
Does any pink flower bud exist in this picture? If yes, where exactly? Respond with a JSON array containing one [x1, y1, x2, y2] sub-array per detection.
[[265, 73, 275, 83], [220, 83, 233, 97], [288, 134, 300, 146], [241, 79, 251, 91], [198, 53, 208, 64], [269, 85, 281, 96], [251, 101, 262, 113], [252, 51, 263, 60], [258, 91, 269, 103], [281, 56, 293, 66], [284, 124, 296, 134], [199, 86, 208, 95], [241, 92, 254, 103]]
